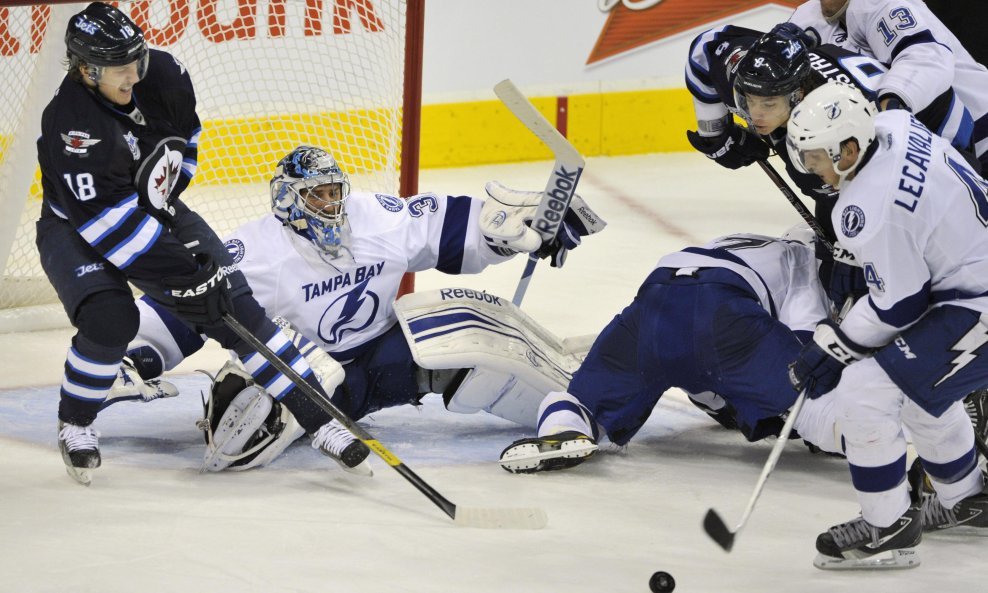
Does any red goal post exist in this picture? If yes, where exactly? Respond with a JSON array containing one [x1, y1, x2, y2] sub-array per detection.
[[0, 0, 422, 331]]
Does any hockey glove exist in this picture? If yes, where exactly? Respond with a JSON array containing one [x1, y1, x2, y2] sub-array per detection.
[[788, 320, 870, 399], [161, 252, 233, 328], [480, 181, 606, 267], [686, 126, 769, 170], [768, 22, 819, 49]]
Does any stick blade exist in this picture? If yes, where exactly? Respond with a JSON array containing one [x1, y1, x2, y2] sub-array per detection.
[[454, 506, 548, 530], [703, 509, 736, 552]]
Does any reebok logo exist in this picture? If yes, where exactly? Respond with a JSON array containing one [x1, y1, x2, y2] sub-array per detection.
[[533, 165, 581, 237]]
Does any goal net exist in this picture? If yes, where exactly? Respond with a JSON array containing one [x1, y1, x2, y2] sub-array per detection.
[[0, 0, 421, 330]]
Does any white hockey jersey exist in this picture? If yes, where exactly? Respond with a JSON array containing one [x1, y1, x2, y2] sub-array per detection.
[[789, 0, 988, 159], [225, 191, 510, 360], [654, 233, 830, 334], [835, 110, 988, 348]]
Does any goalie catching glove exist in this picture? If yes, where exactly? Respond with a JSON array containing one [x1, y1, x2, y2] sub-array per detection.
[[788, 319, 871, 399], [480, 180, 606, 268]]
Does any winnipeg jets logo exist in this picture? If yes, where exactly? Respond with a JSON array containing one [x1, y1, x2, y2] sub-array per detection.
[[136, 138, 186, 211], [75, 18, 98, 34], [318, 279, 380, 345], [61, 131, 101, 156]]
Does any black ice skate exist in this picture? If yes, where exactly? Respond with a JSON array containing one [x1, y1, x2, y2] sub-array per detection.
[[920, 484, 988, 534], [311, 420, 372, 476], [499, 430, 598, 474], [813, 507, 922, 570], [57, 420, 101, 486], [964, 388, 988, 454]]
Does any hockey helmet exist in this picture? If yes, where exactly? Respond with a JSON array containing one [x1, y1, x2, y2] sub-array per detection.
[[733, 31, 813, 122], [65, 3, 149, 82], [786, 81, 877, 188], [270, 146, 352, 257]]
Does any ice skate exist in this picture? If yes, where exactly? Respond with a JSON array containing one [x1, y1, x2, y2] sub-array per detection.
[[58, 420, 101, 486], [813, 507, 922, 570], [100, 358, 178, 410], [312, 420, 372, 476], [964, 388, 987, 453], [920, 483, 988, 534], [499, 430, 598, 474]]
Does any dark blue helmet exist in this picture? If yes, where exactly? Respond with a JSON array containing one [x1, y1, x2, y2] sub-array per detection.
[[732, 31, 812, 121], [65, 3, 148, 81]]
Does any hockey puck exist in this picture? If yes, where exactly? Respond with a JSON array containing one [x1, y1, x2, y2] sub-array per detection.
[[649, 571, 675, 593]]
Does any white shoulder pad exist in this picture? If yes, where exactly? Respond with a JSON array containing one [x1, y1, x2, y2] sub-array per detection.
[[395, 288, 593, 421]]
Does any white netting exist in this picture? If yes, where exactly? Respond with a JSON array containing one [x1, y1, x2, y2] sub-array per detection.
[[0, 0, 409, 312]]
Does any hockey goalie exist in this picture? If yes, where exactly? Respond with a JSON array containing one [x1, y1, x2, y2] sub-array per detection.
[[123, 144, 605, 473]]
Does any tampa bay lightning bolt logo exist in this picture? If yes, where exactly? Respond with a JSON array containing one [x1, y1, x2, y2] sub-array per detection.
[[825, 101, 842, 120], [841, 205, 866, 237], [225, 239, 246, 264], [318, 278, 379, 345], [375, 193, 404, 212]]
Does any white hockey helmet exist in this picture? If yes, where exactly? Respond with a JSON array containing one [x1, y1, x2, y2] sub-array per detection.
[[785, 80, 877, 188], [270, 146, 352, 257]]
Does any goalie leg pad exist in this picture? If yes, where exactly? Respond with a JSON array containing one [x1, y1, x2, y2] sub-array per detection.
[[200, 360, 303, 472]]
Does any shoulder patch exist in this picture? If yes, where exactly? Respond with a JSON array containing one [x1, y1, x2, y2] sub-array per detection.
[[841, 205, 866, 238], [225, 239, 246, 264], [61, 130, 101, 157], [375, 193, 404, 212]]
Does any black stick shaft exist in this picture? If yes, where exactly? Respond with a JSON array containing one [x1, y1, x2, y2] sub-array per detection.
[[223, 314, 458, 520], [757, 159, 835, 253]]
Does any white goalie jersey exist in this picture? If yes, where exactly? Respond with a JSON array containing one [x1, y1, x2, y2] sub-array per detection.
[[227, 191, 510, 359], [136, 190, 512, 368]]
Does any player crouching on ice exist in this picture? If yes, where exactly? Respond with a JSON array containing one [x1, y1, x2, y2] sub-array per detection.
[[123, 145, 606, 474], [786, 81, 988, 570], [498, 228, 849, 474]]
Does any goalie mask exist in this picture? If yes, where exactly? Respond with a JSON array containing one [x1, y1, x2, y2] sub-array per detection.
[[270, 146, 352, 257], [200, 361, 303, 472]]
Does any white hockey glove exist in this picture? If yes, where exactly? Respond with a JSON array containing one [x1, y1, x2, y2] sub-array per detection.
[[480, 181, 606, 267], [272, 316, 345, 390]]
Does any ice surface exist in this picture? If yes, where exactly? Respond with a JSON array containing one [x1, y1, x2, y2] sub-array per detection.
[[1, 153, 983, 592]]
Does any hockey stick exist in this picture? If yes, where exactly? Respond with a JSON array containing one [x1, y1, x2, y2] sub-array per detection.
[[704, 389, 807, 552], [756, 159, 834, 253], [222, 314, 547, 530], [493, 79, 585, 306]]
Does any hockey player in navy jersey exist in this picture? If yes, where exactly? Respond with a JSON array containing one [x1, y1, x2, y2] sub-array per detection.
[[122, 145, 605, 472], [498, 229, 846, 473], [787, 81, 988, 569], [36, 3, 369, 484], [788, 0, 988, 170]]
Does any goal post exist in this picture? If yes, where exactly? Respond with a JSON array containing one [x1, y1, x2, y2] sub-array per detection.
[[0, 0, 422, 330]]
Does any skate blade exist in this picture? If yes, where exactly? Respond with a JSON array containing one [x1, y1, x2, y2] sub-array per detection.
[[813, 548, 920, 570], [499, 439, 598, 474], [64, 465, 93, 487]]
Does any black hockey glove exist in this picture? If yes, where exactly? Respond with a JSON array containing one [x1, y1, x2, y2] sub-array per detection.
[[686, 126, 769, 170], [788, 320, 870, 399], [161, 253, 233, 328]]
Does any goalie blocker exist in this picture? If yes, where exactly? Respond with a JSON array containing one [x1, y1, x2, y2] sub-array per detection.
[[191, 290, 594, 470]]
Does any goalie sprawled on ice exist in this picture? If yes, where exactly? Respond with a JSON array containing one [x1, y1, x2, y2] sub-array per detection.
[[124, 145, 606, 473]]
